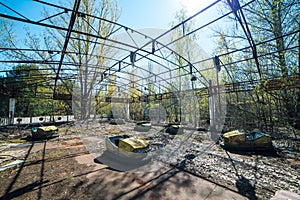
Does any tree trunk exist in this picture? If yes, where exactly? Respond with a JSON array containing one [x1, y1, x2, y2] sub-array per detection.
[[295, 25, 300, 130], [271, 1, 296, 128]]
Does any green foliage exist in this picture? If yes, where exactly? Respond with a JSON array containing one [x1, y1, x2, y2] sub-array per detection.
[[213, 0, 300, 130], [0, 95, 9, 117], [0, 64, 71, 117]]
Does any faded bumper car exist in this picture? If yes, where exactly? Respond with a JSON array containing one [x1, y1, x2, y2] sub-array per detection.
[[31, 126, 59, 140], [31, 125, 59, 139], [220, 130, 273, 151], [106, 134, 150, 160], [165, 123, 183, 135], [134, 121, 151, 132], [95, 134, 151, 171]]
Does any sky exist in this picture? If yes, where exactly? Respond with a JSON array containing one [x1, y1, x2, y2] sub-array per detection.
[[0, 0, 224, 72], [0, 0, 221, 39], [0, 0, 219, 30], [117, 0, 218, 29]]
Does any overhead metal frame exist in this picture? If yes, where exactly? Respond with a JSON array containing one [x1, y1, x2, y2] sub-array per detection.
[[1, 0, 295, 102], [0, 2, 220, 73]]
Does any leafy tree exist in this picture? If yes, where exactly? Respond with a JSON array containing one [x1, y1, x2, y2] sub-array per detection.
[[24, 0, 121, 120], [214, 0, 300, 130], [53, 79, 73, 115], [95, 73, 115, 117], [0, 64, 51, 117], [128, 69, 143, 121], [168, 8, 194, 123], [168, 8, 212, 126], [1, 0, 121, 121]]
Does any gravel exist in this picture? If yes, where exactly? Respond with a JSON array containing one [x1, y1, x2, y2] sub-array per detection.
[[1, 121, 299, 200]]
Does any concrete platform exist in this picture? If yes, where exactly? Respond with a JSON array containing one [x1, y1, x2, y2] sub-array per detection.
[[76, 152, 248, 200]]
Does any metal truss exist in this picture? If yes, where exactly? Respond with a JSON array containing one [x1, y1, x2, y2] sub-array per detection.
[[0, 0, 298, 102]]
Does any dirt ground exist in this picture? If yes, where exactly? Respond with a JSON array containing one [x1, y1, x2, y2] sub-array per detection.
[[0, 132, 248, 200], [0, 121, 299, 200]]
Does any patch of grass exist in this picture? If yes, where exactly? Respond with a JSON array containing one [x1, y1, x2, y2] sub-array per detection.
[[1, 160, 13, 166], [193, 133, 209, 141], [9, 138, 26, 143], [0, 140, 7, 144], [65, 177, 74, 181], [45, 151, 63, 159], [107, 129, 124, 135], [218, 148, 225, 152], [25, 159, 33, 165]]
